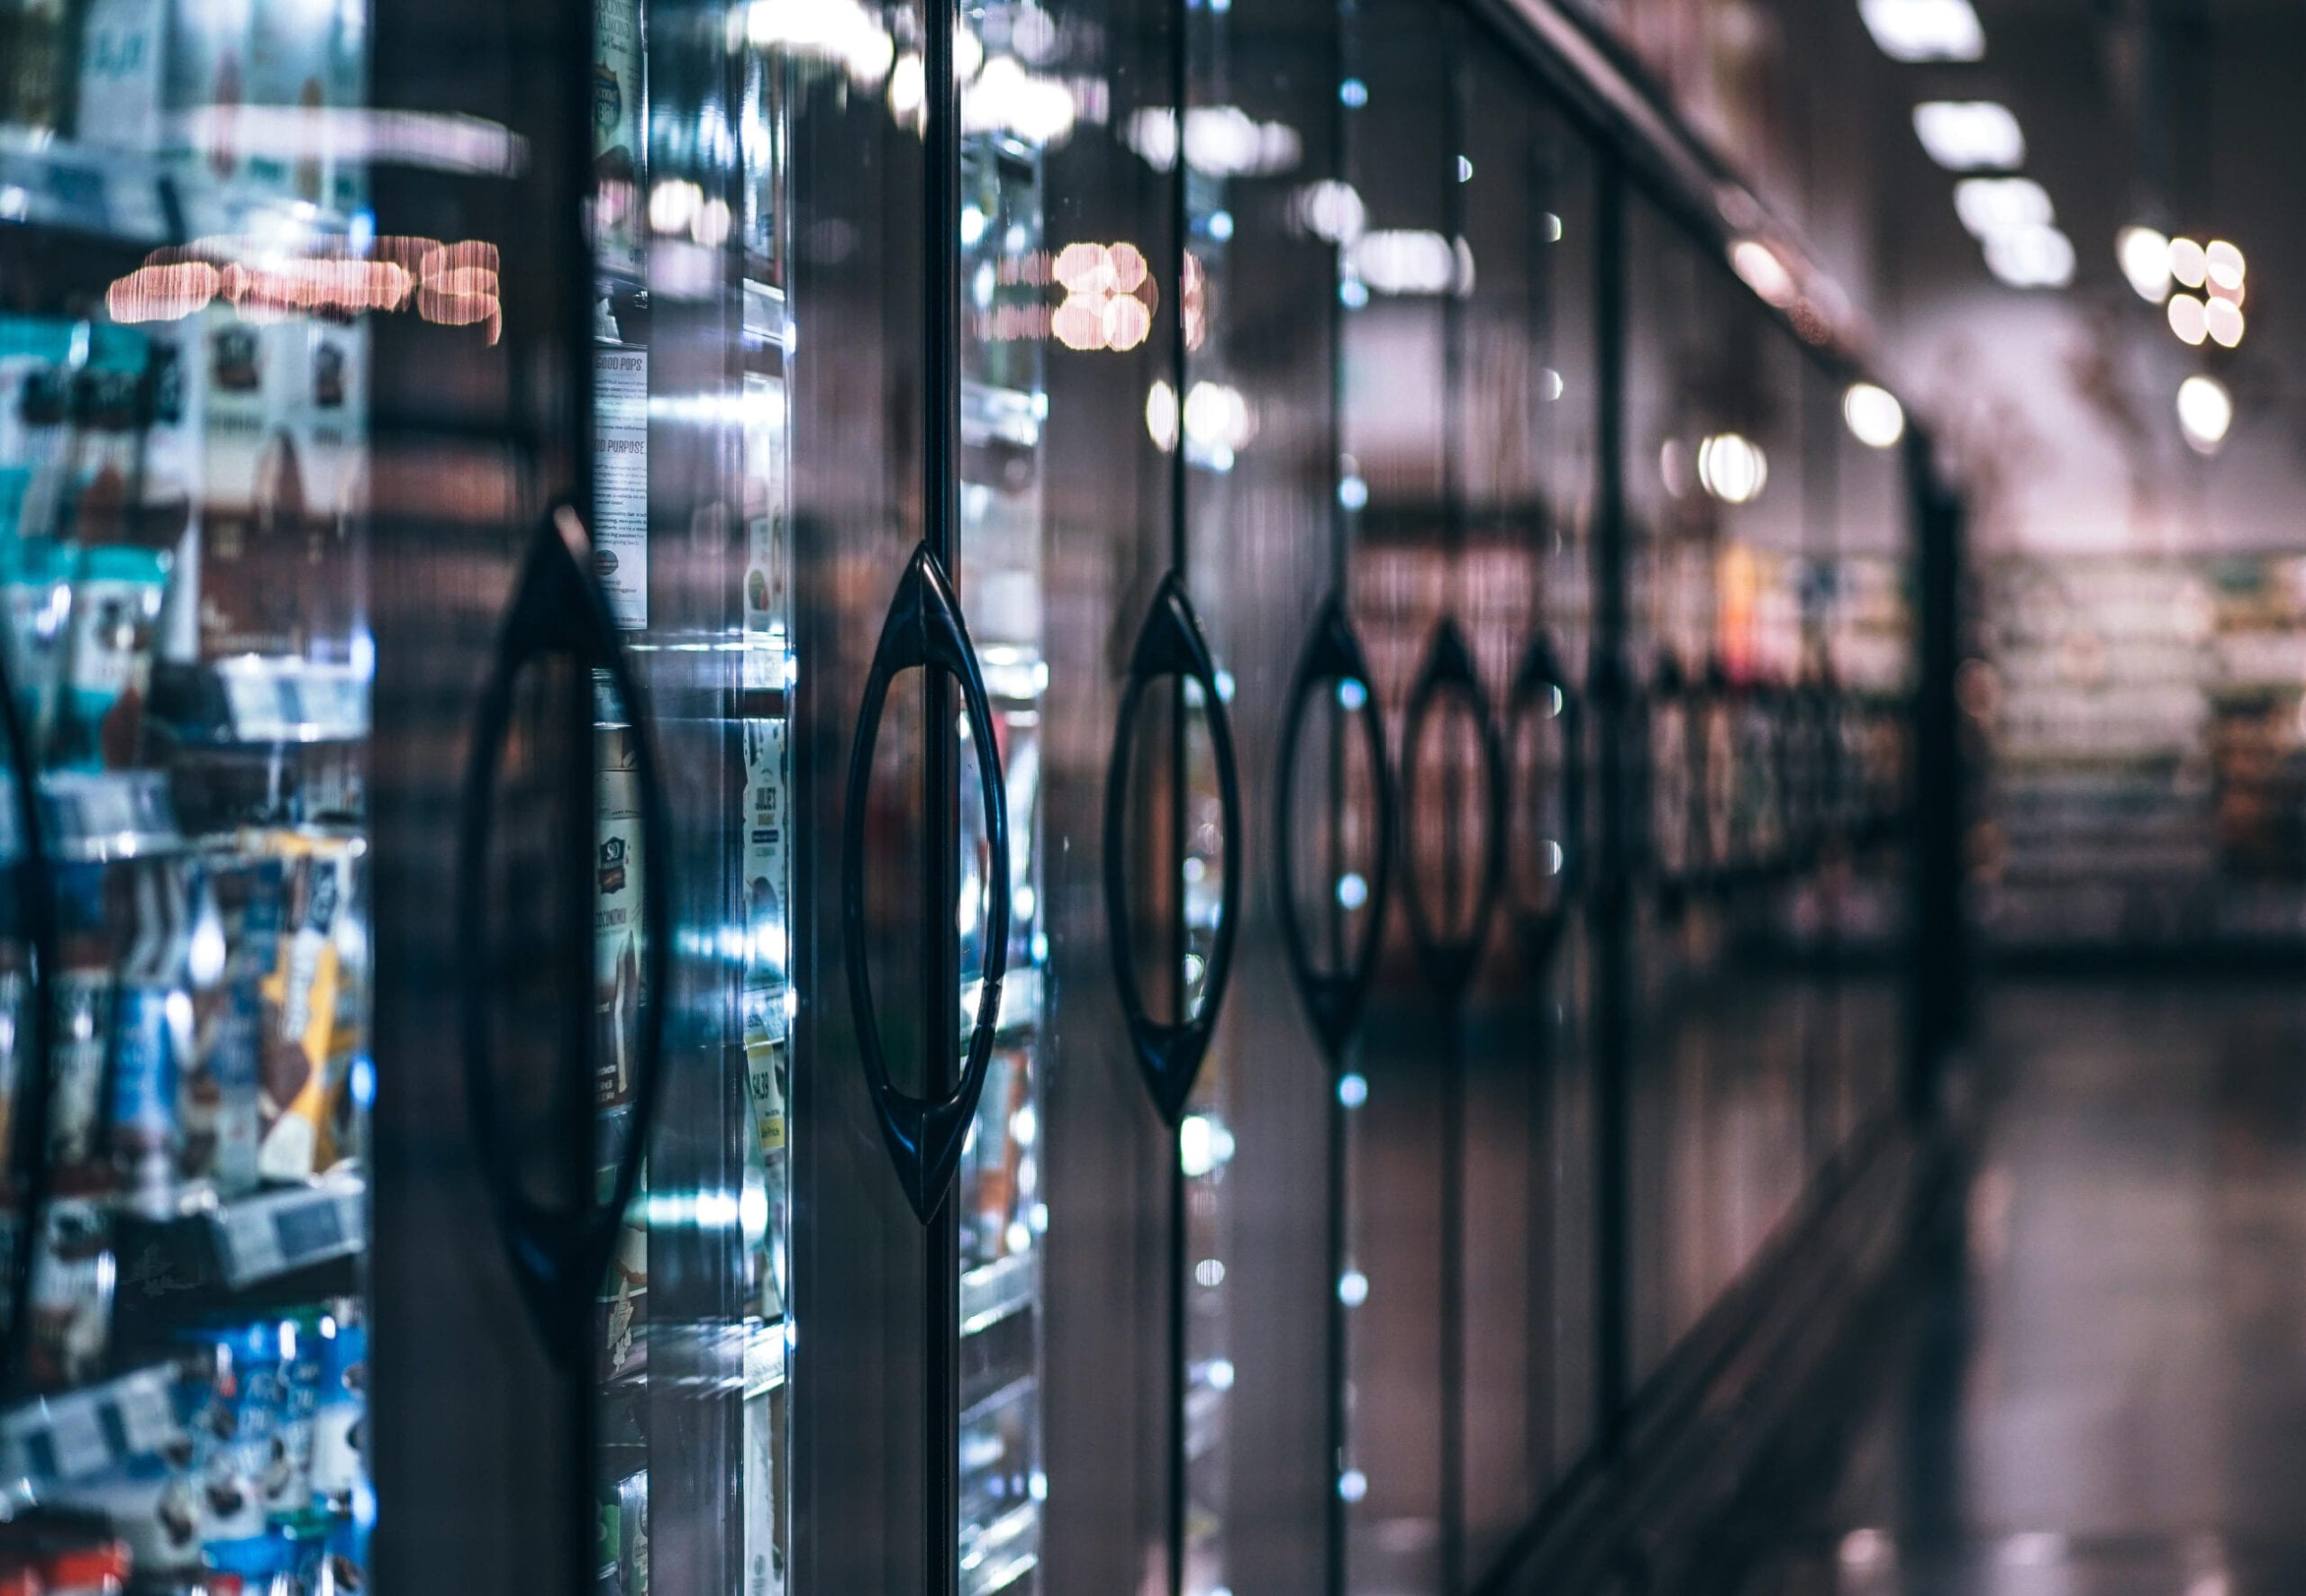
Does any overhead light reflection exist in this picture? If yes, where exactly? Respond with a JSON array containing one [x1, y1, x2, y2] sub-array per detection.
[[1954, 176, 2052, 240], [1858, 0, 1984, 60], [2168, 236, 2207, 289], [1294, 179, 1367, 245], [1912, 101, 2025, 171], [1348, 229, 1473, 295], [1730, 239, 1797, 307], [1982, 225, 2074, 289], [1844, 383, 1906, 449], [2205, 297, 2244, 349], [2168, 294, 2208, 346], [2177, 375, 2232, 455], [1697, 433, 1767, 504], [2117, 225, 2172, 303], [2204, 240, 2245, 292]]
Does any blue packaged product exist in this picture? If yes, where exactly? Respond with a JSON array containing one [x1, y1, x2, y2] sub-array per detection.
[[268, 1314, 322, 1523], [308, 1314, 364, 1510], [182, 1322, 283, 1548], [110, 983, 189, 1215]]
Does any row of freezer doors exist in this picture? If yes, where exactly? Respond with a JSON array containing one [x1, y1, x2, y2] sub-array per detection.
[[0, 0, 1923, 1585]]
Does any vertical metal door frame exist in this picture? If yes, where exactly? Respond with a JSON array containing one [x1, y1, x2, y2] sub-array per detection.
[[367, 0, 598, 1579], [922, 2, 965, 1590]]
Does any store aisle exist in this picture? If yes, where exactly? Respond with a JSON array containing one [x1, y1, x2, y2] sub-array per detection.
[[1711, 978, 2306, 1596]]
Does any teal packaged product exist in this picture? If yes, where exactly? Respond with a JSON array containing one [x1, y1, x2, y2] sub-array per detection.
[[50, 542, 168, 771], [0, 504, 74, 755]]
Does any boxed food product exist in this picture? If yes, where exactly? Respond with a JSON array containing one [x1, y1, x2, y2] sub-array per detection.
[[50, 543, 169, 773], [180, 852, 284, 1197], [255, 833, 359, 1183], [27, 1198, 115, 1391], [595, 721, 645, 1111]]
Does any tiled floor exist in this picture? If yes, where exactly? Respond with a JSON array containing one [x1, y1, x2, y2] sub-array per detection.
[[1712, 978, 2306, 1596]]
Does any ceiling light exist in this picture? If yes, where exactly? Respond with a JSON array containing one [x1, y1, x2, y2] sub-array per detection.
[[1844, 384, 1907, 449], [1955, 177, 2053, 239], [2204, 240, 2245, 293], [1859, 0, 1985, 60], [1730, 240, 1797, 306], [2204, 297, 2244, 349], [2176, 375, 2232, 454], [2167, 294, 2207, 345], [1983, 225, 2074, 289], [2167, 237, 2206, 289], [1913, 102, 2025, 170], [2116, 226, 2172, 303], [1697, 433, 1767, 504]]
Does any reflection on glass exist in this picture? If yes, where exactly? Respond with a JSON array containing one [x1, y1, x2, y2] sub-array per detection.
[[0, 0, 376, 1580], [953, 5, 1052, 1587]]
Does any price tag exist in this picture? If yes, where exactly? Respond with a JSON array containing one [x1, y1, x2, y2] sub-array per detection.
[[217, 1202, 286, 1288], [114, 1374, 178, 1457], [47, 1398, 111, 1480]]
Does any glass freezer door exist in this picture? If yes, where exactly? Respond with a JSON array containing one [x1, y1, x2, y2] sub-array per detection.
[[0, 0, 377, 1585]]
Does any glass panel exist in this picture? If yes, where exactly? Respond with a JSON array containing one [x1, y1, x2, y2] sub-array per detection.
[[589, 0, 794, 1591], [0, 0, 376, 1582], [954, 5, 1053, 1590], [1334, 3, 1448, 1588], [1454, 46, 1600, 1564]]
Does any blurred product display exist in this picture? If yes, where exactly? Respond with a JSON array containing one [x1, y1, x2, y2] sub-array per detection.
[[0, 0, 1951, 1589]]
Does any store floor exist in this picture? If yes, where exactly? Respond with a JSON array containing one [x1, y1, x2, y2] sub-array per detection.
[[1708, 976, 2306, 1596]]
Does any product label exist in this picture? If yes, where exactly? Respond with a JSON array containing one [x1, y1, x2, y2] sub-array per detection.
[[50, 970, 116, 1170], [596, 731, 645, 1110], [592, 0, 644, 277], [595, 347, 649, 630], [77, 0, 168, 153]]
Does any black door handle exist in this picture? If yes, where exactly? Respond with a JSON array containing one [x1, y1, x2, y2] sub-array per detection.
[[0, 638, 54, 1402], [1399, 619, 1507, 1000], [1103, 572, 1243, 1126], [1507, 630, 1582, 970], [1274, 596, 1394, 1062], [840, 542, 1012, 1223], [455, 504, 671, 1359]]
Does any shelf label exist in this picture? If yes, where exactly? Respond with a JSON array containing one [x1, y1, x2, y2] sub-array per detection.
[[595, 347, 649, 630]]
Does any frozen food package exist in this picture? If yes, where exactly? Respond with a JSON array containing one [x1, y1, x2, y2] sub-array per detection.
[[27, 1197, 115, 1391], [50, 961, 117, 1180], [0, 531, 76, 755], [180, 853, 281, 1196], [618, 1467, 649, 1596], [110, 863, 198, 1217], [591, 0, 644, 278], [256, 833, 358, 1183], [0, 0, 78, 134], [599, 1154, 647, 1381], [596, 719, 646, 1110], [75, 0, 168, 155], [45, 1463, 204, 1580], [183, 1322, 285, 1552], [50, 544, 169, 773], [306, 1308, 365, 1509], [161, 0, 254, 188]]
